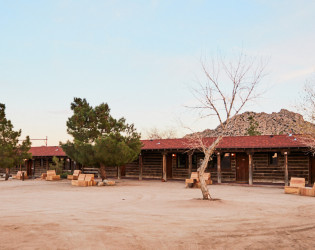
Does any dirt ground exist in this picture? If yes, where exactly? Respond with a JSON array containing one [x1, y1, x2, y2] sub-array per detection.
[[0, 178, 314, 250]]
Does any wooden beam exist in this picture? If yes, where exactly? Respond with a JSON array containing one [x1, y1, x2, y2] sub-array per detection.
[[162, 152, 167, 182], [248, 153, 253, 185], [217, 152, 221, 184], [284, 152, 288, 186], [188, 152, 192, 178], [139, 154, 143, 181], [32, 160, 35, 178]]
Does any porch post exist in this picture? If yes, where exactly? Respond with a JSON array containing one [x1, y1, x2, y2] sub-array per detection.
[[217, 152, 221, 184], [139, 153, 143, 181], [188, 152, 192, 178], [32, 160, 35, 178], [248, 153, 253, 185], [284, 152, 288, 186], [162, 152, 167, 182]]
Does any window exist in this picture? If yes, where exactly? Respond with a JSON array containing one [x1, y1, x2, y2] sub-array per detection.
[[269, 152, 278, 166], [208, 155, 217, 169], [207, 153, 232, 170], [177, 154, 187, 168], [221, 153, 231, 169]]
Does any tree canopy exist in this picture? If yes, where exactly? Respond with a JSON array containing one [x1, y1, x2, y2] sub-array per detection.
[[0, 103, 32, 179], [61, 98, 142, 179]]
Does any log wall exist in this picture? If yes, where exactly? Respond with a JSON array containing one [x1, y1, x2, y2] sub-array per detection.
[[125, 159, 139, 177], [34, 158, 51, 177], [142, 152, 162, 178], [104, 166, 117, 177], [253, 152, 309, 184], [1, 150, 310, 184]]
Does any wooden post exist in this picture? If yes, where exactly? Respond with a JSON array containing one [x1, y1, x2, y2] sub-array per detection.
[[284, 152, 288, 186], [217, 152, 221, 184], [162, 152, 167, 182], [139, 154, 143, 181], [188, 152, 192, 178], [69, 159, 72, 172], [32, 160, 35, 179], [248, 153, 253, 185]]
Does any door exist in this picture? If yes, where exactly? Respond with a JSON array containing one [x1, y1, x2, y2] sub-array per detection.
[[236, 153, 249, 183], [26, 160, 33, 176], [167, 155, 172, 179], [311, 156, 315, 184]]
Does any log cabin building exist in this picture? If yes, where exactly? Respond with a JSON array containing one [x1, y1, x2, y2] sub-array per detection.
[[130, 135, 315, 186], [0, 146, 75, 178], [2, 135, 314, 185]]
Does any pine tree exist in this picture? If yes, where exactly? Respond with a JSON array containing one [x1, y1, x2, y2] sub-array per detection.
[[246, 115, 261, 136], [0, 103, 32, 180], [61, 98, 142, 180], [49, 156, 64, 175]]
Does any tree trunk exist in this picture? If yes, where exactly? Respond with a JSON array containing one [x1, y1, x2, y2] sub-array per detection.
[[99, 164, 107, 181], [198, 136, 223, 200], [5, 168, 10, 181], [117, 166, 121, 179]]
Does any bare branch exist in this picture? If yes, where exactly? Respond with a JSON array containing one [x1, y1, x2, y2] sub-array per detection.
[[186, 50, 268, 200]]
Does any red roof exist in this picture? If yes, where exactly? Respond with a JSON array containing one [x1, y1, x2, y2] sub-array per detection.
[[29, 135, 307, 156], [141, 135, 307, 150], [29, 146, 66, 157]]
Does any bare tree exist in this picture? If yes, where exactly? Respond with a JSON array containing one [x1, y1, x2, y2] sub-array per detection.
[[189, 52, 267, 200], [297, 81, 315, 155], [144, 127, 177, 140]]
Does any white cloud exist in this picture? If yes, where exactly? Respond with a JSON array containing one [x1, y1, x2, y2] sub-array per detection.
[[277, 66, 315, 83]]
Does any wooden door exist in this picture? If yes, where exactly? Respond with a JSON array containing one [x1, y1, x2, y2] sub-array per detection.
[[311, 156, 315, 184], [236, 153, 249, 183], [26, 160, 33, 176], [167, 155, 172, 179]]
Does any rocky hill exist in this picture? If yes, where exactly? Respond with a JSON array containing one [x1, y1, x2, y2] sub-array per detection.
[[185, 109, 315, 138]]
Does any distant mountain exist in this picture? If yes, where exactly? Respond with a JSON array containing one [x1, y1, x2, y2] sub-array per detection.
[[185, 109, 315, 138]]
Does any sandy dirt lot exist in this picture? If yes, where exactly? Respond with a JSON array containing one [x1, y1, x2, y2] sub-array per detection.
[[0, 178, 314, 250]]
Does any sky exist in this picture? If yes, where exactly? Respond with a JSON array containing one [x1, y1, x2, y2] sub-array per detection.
[[0, 0, 314, 146]]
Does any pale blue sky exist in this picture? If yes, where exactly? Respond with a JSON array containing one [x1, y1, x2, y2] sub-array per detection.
[[1, 0, 314, 146]]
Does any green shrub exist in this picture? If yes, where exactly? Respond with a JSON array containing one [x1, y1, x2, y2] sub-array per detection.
[[60, 172, 70, 179]]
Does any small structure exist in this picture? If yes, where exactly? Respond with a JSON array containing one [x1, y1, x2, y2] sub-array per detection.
[[67, 170, 81, 180], [284, 177, 305, 194], [185, 172, 212, 188], [300, 183, 315, 197], [13, 171, 28, 180], [46, 170, 60, 181], [71, 174, 96, 187], [0, 146, 76, 178]]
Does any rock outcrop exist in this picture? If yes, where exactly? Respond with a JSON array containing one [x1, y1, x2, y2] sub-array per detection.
[[185, 109, 315, 138]]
